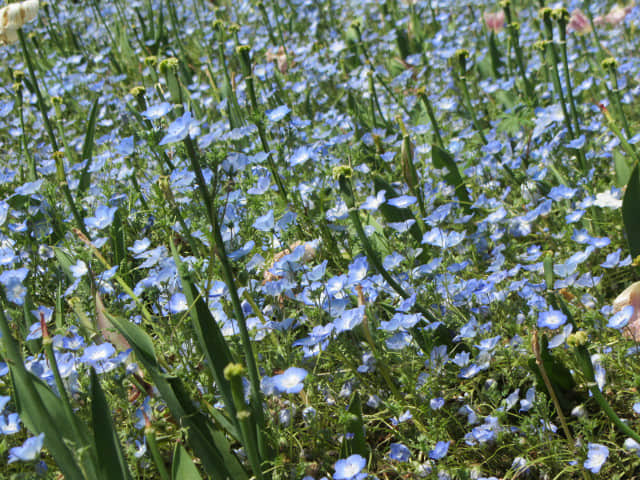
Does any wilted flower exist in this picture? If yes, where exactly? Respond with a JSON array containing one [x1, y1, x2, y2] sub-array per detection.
[[568, 9, 592, 34], [266, 46, 289, 74], [594, 3, 634, 26], [483, 10, 505, 33], [0, 0, 39, 45], [612, 281, 640, 339]]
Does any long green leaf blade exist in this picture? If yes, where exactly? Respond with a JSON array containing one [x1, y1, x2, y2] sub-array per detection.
[[90, 368, 133, 480]]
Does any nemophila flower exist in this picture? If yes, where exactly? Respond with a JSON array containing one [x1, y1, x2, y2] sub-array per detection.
[[0, 395, 9, 412], [168, 293, 188, 314], [0, 412, 21, 434], [159, 111, 201, 145], [334, 306, 366, 334], [0, 267, 29, 305], [271, 367, 308, 394], [288, 146, 314, 167], [334, 454, 367, 480], [80, 342, 116, 365], [593, 190, 622, 209], [389, 442, 411, 462], [387, 195, 416, 208], [537, 309, 567, 330], [141, 102, 172, 120], [624, 438, 640, 456], [69, 260, 88, 278], [429, 441, 449, 460], [253, 209, 274, 231], [430, 397, 445, 410], [8, 433, 44, 463], [422, 228, 465, 249], [265, 105, 290, 122], [85, 205, 117, 230], [360, 190, 386, 211], [584, 443, 609, 473], [0, 0, 39, 45], [608, 305, 634, 329]]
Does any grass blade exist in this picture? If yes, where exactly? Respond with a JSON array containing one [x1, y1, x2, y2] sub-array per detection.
[[90, 368, 133, 480]]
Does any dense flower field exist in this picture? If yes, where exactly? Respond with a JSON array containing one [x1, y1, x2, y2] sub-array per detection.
[[2, 0, 640, 478]]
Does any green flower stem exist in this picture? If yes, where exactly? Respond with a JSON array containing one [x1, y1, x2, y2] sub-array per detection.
[[257, 2, 279, 46], [18, 29, 59, 153], [224, 363, 264, 480], [502, 1, 535, 104], [454, 50, 488, 145], [418, 89, 445, 149], [368, 70, 389, 129], [600, 104, 640, 166], [53, 151, 89, 238], [555, 9, 582, 136], [182, 136, 266, 459], [602, 58, 633, 141], [539, 11, 575, 138], [13, 76, 36, 181]]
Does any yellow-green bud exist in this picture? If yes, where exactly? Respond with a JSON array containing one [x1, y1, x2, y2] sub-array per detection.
[[12, 70, 24, 81], [212, 19, 224, 31], [332, 165, 353, 180], [237, 410, 251, 421], [223, 362, 246, 380], [159, 57, 179, 75], [51, 96, 63, 106], [130, 86, 146, 98], [144, 56, 158, 67], [552, 7, 570, 24], [567, 331, 588, 347], [601, 57, 619, 71]]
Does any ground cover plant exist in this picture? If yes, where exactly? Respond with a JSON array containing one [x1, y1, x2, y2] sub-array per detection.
[[3, 0, 640, 478]]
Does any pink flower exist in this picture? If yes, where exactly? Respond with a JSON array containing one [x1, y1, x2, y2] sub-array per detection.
[[613, 281, 640, 340], [483, 10, 505, 33], [568, 9, 592, 34], [594, 3, 634, 26]]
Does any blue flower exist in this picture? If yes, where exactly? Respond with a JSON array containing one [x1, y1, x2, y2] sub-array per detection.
[[8, 433, 44, 463], [584, 443, 609, 473], [429, 440, 449, 460], [253, 210, 275, 232], [168, 293, 188, 314], [608, 305, 634, 329], [334, 454, 367, 480], [271, 367, 308, 394], [288, 146, 314, 167], [0, 412, 21, 434], [387, 195, 416, 208], [422, 228, 465, 249], [80, 343, 116, 365], [159, 111, 201, 145], [389, 442, 411, 462], [85, 205, 118, 230], [537, 309, 567, 330], [265, 105, 290, 122], [141, 102, 172, 120], [360, 190, 386, 211]]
